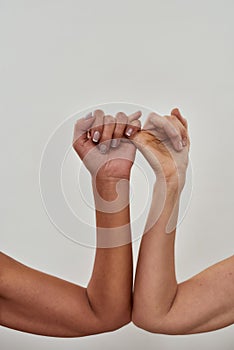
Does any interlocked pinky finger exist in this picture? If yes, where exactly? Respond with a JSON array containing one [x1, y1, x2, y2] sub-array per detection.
[[73, 114, 95, 146]]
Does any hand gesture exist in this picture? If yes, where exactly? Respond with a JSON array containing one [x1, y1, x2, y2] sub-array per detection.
[[131, 108, 189, 186], [73, 109, 141, 183]]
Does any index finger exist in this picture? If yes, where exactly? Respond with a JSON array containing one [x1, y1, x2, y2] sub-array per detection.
[[128, 110, 142, 122]]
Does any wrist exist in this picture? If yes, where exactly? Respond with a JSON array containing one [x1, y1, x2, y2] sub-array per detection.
[[155, 171, 185, 192], [92, 177, 129, 198], [92, 177, 130, 213], [154, 177, 184, 201]]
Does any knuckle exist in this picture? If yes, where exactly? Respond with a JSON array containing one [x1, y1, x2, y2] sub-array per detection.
[[148, 112, 157, 121], [72, 140, 78, 151], [183, 118, 188, 128], [74, 119, 81, 129], [148, 113, 163, 127], [113, 131, 123, 139], [113, 127, 124, 137], [104, 115, 115, 124], [100, 135, 111, 144], [130, 120, 141, 129], [169, 126, 180, 139], [182, 124, 188, 134], [94, 109, 104, 116], [116, 112, 127, 123], [162, 117, 169, 127], [171, 130, 180, 139], [164, 115, 175, 122]]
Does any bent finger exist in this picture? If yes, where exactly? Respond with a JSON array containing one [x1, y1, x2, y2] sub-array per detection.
[[111, 112, 128, 148], [171, 108, 188, 130], [73, 113, 95, 145], [144, 112, 164, 130], [125, 119, 141, 139], [128, 110, 142, 123], [98, 115, 116, 153], [90, 109, 105, 143], [163, 118, 183, 152]]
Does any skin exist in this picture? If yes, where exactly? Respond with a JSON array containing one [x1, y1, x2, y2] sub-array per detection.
[[1, 107, 233, 337], [0, 109, 141, 337], [131, 108, 234, 334]]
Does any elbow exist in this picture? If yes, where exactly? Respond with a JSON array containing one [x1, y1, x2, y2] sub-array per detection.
[[132, 308, 186, 336], [86, 307, 132, 336], [101, 308, 132, 333], [132, 309, 156, 333], [83, 289, 132, 336], [71, 311, 131, 337], [114, 308, 132, 330]]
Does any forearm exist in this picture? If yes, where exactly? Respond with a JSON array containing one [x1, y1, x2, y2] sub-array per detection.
[[132, 179, 181, 330], [133, 179, 234, 334], [87, 179, 133, 328], [0, 179, 132, 337]]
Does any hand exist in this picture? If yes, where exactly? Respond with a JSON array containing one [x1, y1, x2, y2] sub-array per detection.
[[131, 108, 190, 186], [73, 110, 141, 183]]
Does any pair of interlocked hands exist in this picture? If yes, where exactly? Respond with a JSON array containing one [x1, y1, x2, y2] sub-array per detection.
[[73, 108, 190, 191]]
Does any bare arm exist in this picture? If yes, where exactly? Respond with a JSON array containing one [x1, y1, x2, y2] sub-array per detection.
[[132, 108, 234, 334], [0, 110, 140, 337], [0, 190, 132, 337], [0, 251, 103, 337]]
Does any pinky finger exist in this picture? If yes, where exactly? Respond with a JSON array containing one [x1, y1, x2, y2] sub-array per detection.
[[73, 114, 95, 144]]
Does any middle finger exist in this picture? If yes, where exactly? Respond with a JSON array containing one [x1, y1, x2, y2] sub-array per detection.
[[98, 115, 116, 154]]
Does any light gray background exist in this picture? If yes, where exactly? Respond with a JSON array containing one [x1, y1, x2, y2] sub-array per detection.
[[1, 0, 233, 349]]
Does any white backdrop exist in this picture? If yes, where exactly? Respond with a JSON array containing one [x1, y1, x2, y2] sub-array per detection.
[[1, 0, 233, 349]]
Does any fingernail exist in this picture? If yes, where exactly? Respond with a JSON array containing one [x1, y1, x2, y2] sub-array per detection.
[[111, 139, 119, 148], [125, 128, 133, 137], [85, 112, 93, 119], [99, 144, 107, 154], [182, 138, 187, 147], [93, 131, 100, 142], [178, 140, 183, 151]]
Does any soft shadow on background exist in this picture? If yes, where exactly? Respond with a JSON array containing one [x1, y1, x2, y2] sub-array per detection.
[[1, 0, 233, 349]]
